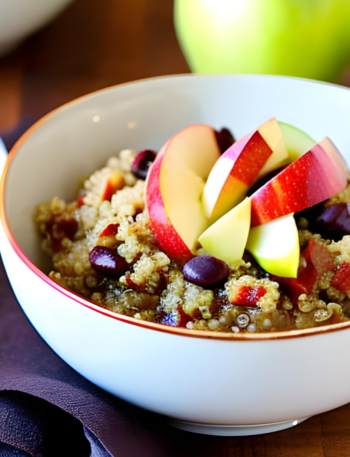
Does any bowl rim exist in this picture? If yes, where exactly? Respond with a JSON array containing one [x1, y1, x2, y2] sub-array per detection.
[[2, 73, 350, 341]]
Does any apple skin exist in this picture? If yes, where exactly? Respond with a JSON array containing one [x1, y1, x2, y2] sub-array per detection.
[[246, 214, 299, 278], [202, 130, 271, 221], [146, 151, 194, 262], [145, 125, 221, 262], [202, 118, 287, 221], [278, 122, 316, 162], [320, 137, 349, 182], [250, 138, 348, 226], [174, 0, 350, 82]]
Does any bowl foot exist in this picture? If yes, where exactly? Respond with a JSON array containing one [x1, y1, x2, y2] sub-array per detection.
[[168, 417, 309, 436]]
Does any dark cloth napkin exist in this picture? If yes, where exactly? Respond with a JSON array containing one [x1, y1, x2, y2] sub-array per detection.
[[0, 259, 169, 456], [0, 255, 229, 457], [0, 124, 227, 457]]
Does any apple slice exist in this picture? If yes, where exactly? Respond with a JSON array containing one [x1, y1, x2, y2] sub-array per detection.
[[145, 124, 221, 262], [320, 137, 349, 182], [202, 118, 288, 221], [198, 197, 251, 264], [246, 214, 299, 278], [257, 118, 289, 177], [278, 121, 316, 162], [251, 138, 348, 227]]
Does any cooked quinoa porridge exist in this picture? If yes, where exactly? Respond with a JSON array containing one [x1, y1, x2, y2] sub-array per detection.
[[35, 120, 350, 333]]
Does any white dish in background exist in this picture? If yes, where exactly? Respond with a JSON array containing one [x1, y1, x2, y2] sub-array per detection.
[[0, 0, 73, 57], [1, 75, 350, 436]]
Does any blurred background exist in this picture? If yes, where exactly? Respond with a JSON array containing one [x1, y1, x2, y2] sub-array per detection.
[[1, 0, 350, 149], [0, 0, 190, 147]]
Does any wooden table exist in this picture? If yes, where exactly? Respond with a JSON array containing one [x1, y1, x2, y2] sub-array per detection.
[[1, 1, 350, 455]]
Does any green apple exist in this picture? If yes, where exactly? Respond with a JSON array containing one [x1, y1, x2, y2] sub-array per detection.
[[174, 0, 350, 82], [198, 197, 251, 264], [279, 122, 316, 162], [246, 214, 299, 278]]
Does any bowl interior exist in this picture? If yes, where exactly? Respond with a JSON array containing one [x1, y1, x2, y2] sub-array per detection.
[[4, 75, 350, 272]]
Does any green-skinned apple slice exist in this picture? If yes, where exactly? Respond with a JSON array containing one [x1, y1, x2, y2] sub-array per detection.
[[257, 118, 289, 177], [278, 121, 316, 162], [246, 214, 299, 278], [202, 118, 288, 222], [198, 197, 251, 264]]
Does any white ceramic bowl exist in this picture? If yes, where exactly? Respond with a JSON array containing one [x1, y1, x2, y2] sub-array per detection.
[[0, 0, 73, 57], [1, 75, 350, 436]]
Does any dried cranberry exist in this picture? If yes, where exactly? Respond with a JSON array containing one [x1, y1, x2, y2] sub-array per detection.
[[89, 246, 128, 277], [57, 219, 78, 240], [183, 256, 229, 289], [215, 127, 235, 154], [316, 203, 350, 240], [331, 262, 350, 294], [131, 149, 157, 179], [44, 218, 79, 252], [99, 223, 119, 238], [296, 201, 324, 225]]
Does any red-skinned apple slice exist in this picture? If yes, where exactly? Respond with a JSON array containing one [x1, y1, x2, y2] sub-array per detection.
[[202, 118, 288, 221], [146, 125, 221, 262], [320, 137, 349, 181], [251, 138, 348, 226]]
